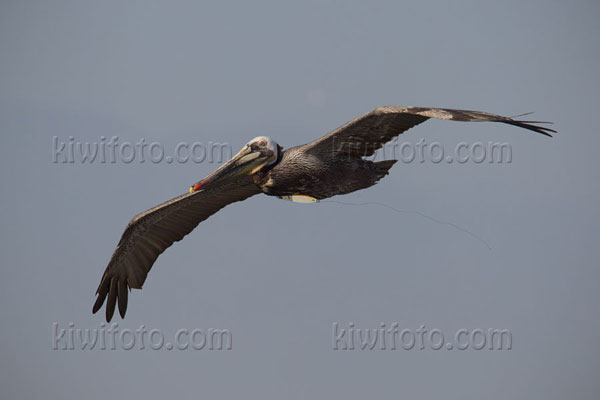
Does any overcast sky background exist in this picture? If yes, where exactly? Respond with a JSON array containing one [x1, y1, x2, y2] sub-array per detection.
[[1, 1, 599, 399]]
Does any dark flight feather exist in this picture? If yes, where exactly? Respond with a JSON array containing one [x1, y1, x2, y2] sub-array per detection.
[[93, 176, 260, 321], [304, 106, 554, 158]]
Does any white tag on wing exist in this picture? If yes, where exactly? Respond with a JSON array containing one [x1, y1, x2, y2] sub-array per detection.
[[279, 195, 319, 203]]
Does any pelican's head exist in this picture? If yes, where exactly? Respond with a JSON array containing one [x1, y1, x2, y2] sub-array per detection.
[[190, 136, 279, 193], [245, 136, 279, 167]]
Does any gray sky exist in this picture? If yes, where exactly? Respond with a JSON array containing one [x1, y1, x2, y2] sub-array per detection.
[[1, 1, 599, 399]]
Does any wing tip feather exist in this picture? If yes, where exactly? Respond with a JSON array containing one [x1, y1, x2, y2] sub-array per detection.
[[502, 120, 556, 137]]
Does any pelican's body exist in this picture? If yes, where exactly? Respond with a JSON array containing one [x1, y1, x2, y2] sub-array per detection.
[[255, 145, 396, 200], [93, 105, 554, 321]]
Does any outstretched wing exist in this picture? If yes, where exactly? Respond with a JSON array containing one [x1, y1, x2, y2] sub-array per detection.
[[304, 106, 554, 157], [92, 176, 261, 322]]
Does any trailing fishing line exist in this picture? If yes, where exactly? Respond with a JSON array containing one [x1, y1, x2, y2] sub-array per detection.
[[321, 199, 492, 250]]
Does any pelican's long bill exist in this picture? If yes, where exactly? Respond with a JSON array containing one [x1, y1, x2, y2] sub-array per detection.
[[190, 144, 274, 193]]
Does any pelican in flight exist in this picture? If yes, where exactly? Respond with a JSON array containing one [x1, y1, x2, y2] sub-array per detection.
[[93, 106, 554, 321]]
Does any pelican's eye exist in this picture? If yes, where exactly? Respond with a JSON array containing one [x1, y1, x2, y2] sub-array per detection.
[[258, 140, 267, 148]]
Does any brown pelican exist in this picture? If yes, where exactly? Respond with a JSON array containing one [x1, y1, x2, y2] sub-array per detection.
[[93, 106, 554, 321]]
